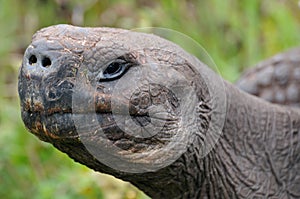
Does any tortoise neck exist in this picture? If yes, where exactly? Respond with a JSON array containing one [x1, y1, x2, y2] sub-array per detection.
[[217, 82, 300, 198]]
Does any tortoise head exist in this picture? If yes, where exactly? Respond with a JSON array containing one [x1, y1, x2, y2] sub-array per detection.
[[18, 24, 224, 174]]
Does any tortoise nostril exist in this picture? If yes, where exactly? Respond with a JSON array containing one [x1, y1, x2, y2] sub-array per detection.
[[42, 57, 51, 68], [29, 55, 37, 65]]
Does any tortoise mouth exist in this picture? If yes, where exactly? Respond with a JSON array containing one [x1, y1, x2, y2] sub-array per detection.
[[21, 103, 155, 142], [21, 110, 115, 142]]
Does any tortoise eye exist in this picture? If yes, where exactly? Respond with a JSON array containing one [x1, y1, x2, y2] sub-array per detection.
[[101, 59, 129, 81]]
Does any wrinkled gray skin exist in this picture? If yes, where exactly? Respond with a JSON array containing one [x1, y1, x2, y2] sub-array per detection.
[[18, 25, 300, 199]]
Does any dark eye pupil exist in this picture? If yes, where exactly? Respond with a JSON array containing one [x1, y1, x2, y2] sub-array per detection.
[[104, 62, 122, 75], [100, 59, 131, 81]]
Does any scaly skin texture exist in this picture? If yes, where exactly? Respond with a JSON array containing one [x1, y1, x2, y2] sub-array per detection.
[[237, 48, 300, 107], [18, 25, 300, 198]]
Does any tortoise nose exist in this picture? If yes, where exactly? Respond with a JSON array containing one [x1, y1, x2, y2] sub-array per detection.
[[28, 53, 52, 68], [24, 48, 53, 75], [23, 39, 64, 76]]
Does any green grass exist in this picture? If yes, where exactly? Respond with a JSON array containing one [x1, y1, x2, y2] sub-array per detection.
[[0, 0, 299, 198]]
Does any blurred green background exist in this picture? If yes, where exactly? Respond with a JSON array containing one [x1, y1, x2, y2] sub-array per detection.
[[0, 0, 299, 198]]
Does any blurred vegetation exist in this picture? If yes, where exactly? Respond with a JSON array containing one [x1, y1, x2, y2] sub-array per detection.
[[0, 0, 299, 198]]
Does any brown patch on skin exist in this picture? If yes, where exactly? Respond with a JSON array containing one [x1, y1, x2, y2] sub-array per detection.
[[31, 124, 39, 135], [25, 72, 31, 80], [94, 92, 140, 115], [34, 121, 43, 136], [42, 123, 60, 139], [33, 121, 60, 139], [94, 93, 112, 113], [33, 102, 44, 112], [23, 100, 44, 112], [23, 99, 72, 115], [94, 92, 145, 115], [24, 100, 31, 111], [46, 107, 72, 115]]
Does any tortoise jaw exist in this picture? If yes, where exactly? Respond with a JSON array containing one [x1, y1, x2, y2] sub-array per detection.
[[21, 108, 78, 141], [20, 99, 138, 143]]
